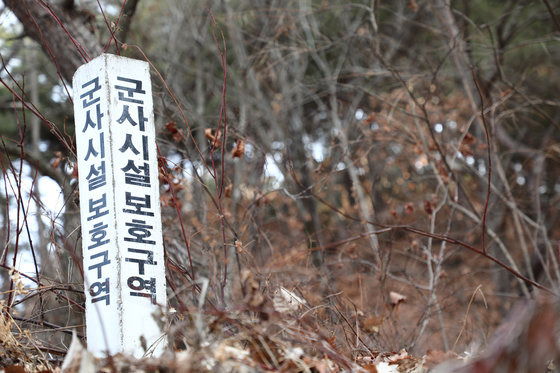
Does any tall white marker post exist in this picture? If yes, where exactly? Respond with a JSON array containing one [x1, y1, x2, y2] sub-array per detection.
[[73, 54, 166, 357]]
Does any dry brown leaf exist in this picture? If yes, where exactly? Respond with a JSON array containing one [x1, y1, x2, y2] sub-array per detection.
[[165, 121, 180, 135], [423, 349, 457, 369], [405, 202, 414, 214], [389, 291, 406, 307], [364, 113, 376, 125], [71, 163, 78, 179], [235, 240, 243, 253], [428, 139, 438, 151], [51, 157, 61, 170], [241, 269, 265, 308], [362, 363, 379, 373], [225, 183, 232, 198], [302, 357, 337, 373], [172, 132, 185, 143], [423, 200, 433, 215], [204, 128, 214, 140], [3, 366, 27, 373], [437, 160, 449, 184], [204, 128, 222, 147], [51, 151, 63, 169], [459, 142, 473, 157], [232, 139, 245, 158], [463, 132, 475, 145], [273, 287, 306, 313], [362, 315, 385, 333]]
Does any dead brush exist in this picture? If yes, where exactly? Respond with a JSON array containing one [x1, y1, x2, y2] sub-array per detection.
[[164, 311, 354, 371], [0, 276, 52, 371]]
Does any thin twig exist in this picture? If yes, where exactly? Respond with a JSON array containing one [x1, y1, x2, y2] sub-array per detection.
[[471, 72, 492, 254], [452, 284, 486, 353]]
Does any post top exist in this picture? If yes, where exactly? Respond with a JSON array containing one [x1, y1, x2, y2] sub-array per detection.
[[73, 53, 149, 85]]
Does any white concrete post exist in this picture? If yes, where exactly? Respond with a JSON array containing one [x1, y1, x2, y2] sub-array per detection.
[[73, 54, 166, 357]]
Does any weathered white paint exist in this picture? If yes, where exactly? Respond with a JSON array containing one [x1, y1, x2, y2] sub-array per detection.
[[73, 54, 166, 357]]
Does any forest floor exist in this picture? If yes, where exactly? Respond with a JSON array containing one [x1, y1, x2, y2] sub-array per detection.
[[1, 243, 559, 372]]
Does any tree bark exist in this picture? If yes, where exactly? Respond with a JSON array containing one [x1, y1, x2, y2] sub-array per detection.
[[3, 0, 102, 82], [114, 0, 140, 47]]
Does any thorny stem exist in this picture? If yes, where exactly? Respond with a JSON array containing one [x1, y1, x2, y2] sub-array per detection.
[[208, 9, 230, 305]]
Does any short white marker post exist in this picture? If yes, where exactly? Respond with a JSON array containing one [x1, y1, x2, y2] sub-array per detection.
[[73, 54, 166, 357]]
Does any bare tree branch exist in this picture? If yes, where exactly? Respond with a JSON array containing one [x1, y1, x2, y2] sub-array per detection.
[[114, 0, 140, 45], [542, 0, 560, 33], [1, 141, 66, 187]]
